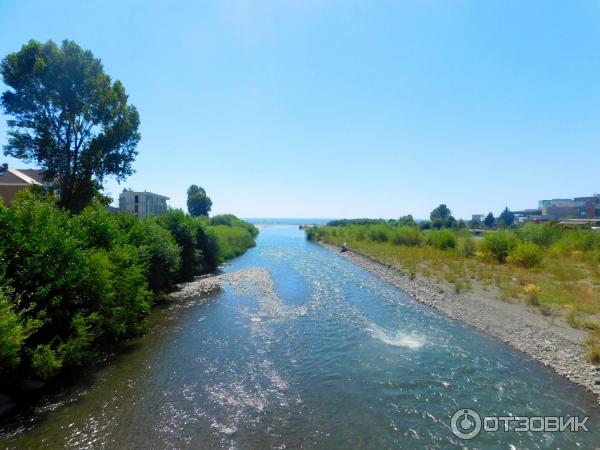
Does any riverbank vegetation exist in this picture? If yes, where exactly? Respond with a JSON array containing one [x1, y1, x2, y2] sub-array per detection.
[[0, 191, 258, 384], [306, 216, 600, 363], [0, 39, 261, 393], [0, 38, 259, 386]]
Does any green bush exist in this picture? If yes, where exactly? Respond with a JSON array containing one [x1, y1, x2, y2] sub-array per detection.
[[0, 289, 32, 377], [155, 210, 200, 281], [368, 225, 391, 242], [392, 226, 422, 246], [0, 192, 155, 379], [152, 211, 257, 277], [0, 194, 102, 377], [424, 229, 457, 250], [71, 204, 121, 249], [481, 230, 519, 263], [210, 214, 259, 237], [31, 343, 63, 380], [326, 218, 386, 227], [588, 249, 600, 264], [516, 223, 561, 247], [458, 236, 476, 257], [305, 226, 322, 241], [0, 192, 257, 382], [99, 244, 151, 338], [208, 225, 257, 260], [189, 218, 218, 272], [551, 229, 600, 255], [127, 219, 181, 294], [508, 242, 543, 268]]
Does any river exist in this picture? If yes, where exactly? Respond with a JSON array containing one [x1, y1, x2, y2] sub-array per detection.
[[1, 225, 599, 449]]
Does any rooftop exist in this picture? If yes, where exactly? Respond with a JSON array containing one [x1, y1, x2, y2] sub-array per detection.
[[120, 190, 170, 200], [0, 165, 43, 185]]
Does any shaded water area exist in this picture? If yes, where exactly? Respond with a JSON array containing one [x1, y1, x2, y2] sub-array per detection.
[[1, 225, 599, 449]]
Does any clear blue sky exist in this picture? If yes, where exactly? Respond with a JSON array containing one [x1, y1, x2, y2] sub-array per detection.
[[1, 1, 599, 219]]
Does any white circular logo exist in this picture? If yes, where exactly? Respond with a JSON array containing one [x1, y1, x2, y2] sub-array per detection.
[[451, 408, 482, 440]]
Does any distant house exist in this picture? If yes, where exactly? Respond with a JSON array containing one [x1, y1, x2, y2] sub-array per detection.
[[471, 214, 484, 223], [538, 195, 600, 219], [119, 189, 169, 218], [0, 163, 45, 205]]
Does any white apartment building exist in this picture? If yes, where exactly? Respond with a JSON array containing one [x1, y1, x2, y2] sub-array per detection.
[[119, 189, 169, 218]]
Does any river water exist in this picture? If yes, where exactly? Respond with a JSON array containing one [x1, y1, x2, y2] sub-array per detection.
[[1, 225, 599, 449]]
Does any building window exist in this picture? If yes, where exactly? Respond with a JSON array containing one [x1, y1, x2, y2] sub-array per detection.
[[134, 195, 139, 203], [134, 204, 139, 213]]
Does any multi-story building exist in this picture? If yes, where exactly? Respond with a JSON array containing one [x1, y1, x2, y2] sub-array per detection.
[[119, 189, 169, 218], [538, 195, 600, 219], [574, 196, 600, 218]]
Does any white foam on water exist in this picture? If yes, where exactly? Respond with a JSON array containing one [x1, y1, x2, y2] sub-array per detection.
[[367, 323, 425, 349], [209, 418, 237, 435]]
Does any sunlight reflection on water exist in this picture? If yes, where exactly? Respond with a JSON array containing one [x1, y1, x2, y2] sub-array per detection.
[[1, 225, 599, 449]]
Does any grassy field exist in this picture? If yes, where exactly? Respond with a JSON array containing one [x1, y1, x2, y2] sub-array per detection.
[[306, 223, 600, 363]]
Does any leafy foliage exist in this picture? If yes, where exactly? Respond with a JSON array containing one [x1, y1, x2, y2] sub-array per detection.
[[457, 235, 476, 257], [498, 207, 515, 227], [508, 242, 543, 268], [0, 191, 257, 382], [484, 212, 496, 228], [391, 226, 422, 246], [368, 224, 392, 242], [430, 204, 451, 221], [424, 229, 457, 250], [155, 210, 199, 281], [516, 223, 562, 247], [209, 214, 259, 238], [124, 218, 181, 295], [0, 289, 35, 377], [187, 185, 212, 217], [326, 218, 387, 227], [480, 230, 519, 263], [1, 39, 140, 212], [397, 215, 416, 227]]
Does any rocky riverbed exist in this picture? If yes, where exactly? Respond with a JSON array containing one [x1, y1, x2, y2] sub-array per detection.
[[169, 267, 281, 304], [170, 267, 307, 320], [321, 243, 600, 402]]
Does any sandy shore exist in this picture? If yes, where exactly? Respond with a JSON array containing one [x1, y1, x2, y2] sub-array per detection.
[[321, 243, 600, 402]]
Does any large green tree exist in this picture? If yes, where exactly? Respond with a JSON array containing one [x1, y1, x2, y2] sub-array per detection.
[[397, 214, 416, 227], [498, 207, 515, 227], [430, 204, 451, 221], [430, 204, 455, 229], [1, 39, 140, 212], [187, 185, 212, 217]]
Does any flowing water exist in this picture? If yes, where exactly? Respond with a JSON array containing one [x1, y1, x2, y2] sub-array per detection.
[[1, 225, 599, 449]]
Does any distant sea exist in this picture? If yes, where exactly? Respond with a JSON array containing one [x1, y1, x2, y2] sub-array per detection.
[[244, 218, 427, 225], [243, 218, 333, 226]]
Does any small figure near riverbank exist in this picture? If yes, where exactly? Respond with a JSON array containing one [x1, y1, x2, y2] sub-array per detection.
[[341, 242, 348, 253]]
